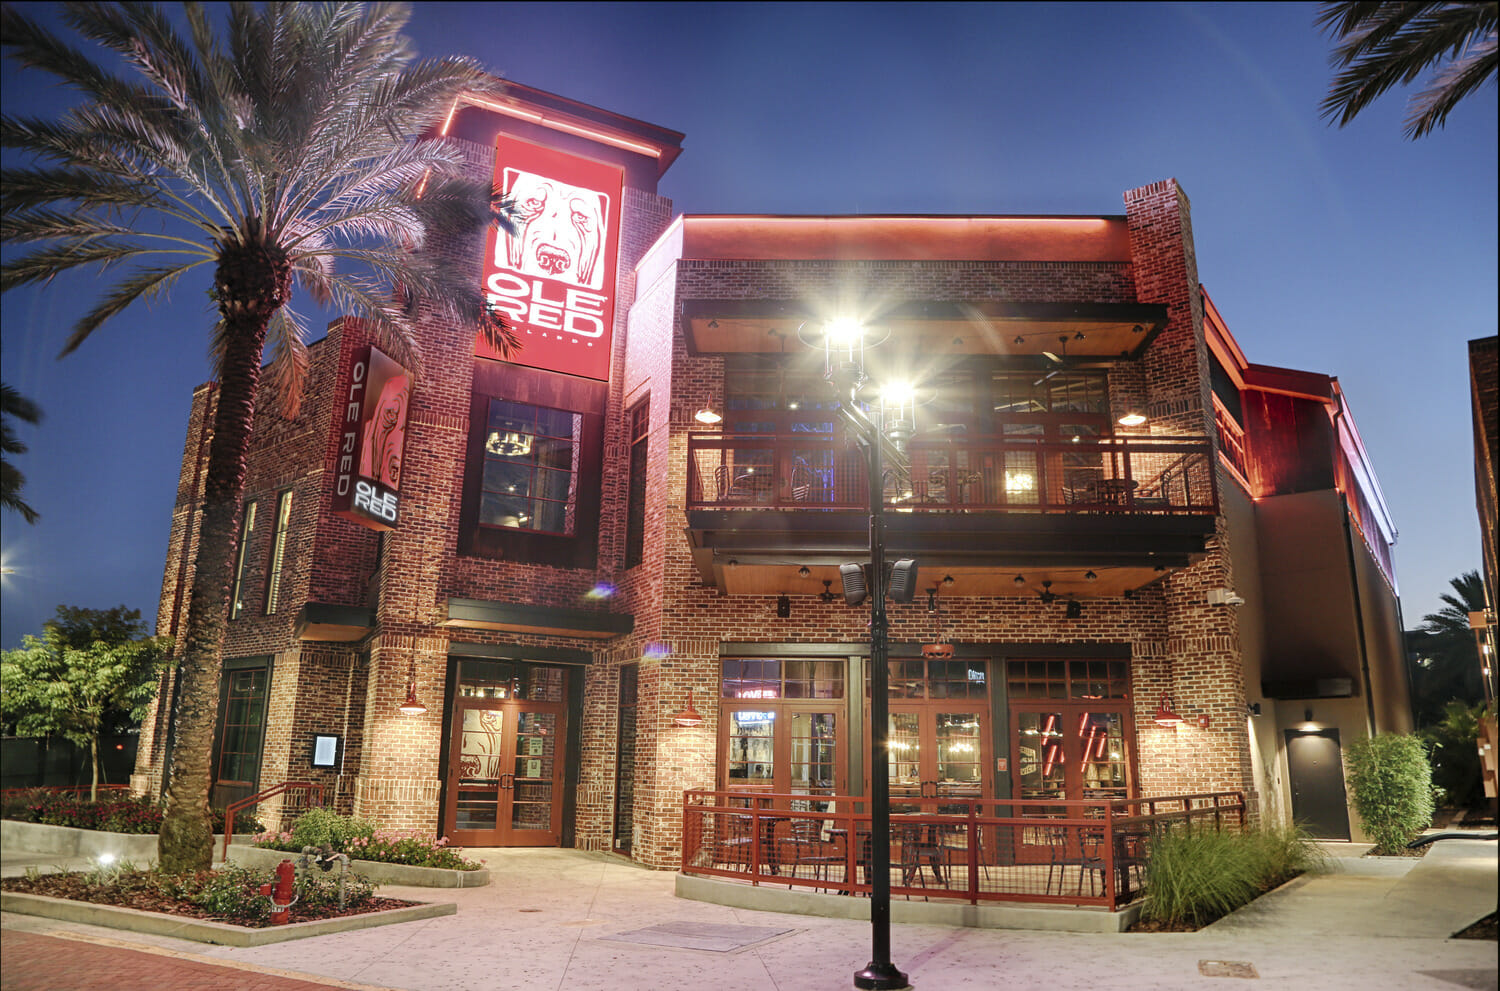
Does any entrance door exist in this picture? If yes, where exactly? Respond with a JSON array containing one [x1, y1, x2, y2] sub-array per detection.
[[1011, 703, 1132, 862], [887, 707, 989, 808], [1285, 729, 1351, 840], [447, 698, 567, 846]]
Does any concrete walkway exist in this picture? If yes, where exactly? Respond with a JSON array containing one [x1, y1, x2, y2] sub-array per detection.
[[2, 837, 1495, 991]]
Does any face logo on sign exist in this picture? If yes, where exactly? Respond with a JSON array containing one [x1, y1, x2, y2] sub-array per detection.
[[358, 372, 409, 488], [502, 170, 608, 290]]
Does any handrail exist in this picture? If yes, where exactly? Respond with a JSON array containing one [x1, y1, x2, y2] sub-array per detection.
[[222, 780, 325, 861]]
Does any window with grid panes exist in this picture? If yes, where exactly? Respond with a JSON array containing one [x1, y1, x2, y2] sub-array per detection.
[[1006, 658, 1129, 699], [217, 666, 268, 785], [479, 400, 582, 535], [230, 501, 256, 620], [263, 490, 292, 614]]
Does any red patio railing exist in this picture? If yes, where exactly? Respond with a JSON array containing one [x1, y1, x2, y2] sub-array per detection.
[[686, 432, 1218, 516], [681, 790, 1245, 909]]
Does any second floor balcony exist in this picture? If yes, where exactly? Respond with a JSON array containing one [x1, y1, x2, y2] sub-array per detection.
[[683, 431, 1220, 595]]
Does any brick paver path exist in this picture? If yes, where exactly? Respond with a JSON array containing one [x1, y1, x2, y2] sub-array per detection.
[[0, 930, 374, 991]]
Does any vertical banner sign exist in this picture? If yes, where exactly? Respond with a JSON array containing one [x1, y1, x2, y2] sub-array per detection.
[[480, 134, 624, 382], [331, 346, 410, 531]]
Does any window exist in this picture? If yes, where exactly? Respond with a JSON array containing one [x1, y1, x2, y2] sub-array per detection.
[[479, 399, 582, 535], [1005, 658, 1129, 700], [460, 363, 605, 568], [230, 501, 257, 620], [264, 490, 292, 615], [719, 658, 846, 807], [723, 358, 838, 434], [216, 663, 269, 785], [624, 400, 649, 568]]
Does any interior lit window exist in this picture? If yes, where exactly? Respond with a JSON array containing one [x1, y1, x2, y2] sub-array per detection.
[[480, 400, 582, 534], [263, 490, 292, 615], [230, 501, 257, 620]]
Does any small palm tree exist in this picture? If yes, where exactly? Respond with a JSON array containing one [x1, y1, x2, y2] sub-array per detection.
[[1, 384, 43, 524], [1317, 1, 1499, 139], [1, 2, 517, 871], [1409, 570, 1487, 725]]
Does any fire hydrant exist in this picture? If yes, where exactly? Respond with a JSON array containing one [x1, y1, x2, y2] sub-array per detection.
[[258, 859, 297, 925]]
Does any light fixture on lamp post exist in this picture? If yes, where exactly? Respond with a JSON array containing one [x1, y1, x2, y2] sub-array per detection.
[[813, 317, 910, 991]]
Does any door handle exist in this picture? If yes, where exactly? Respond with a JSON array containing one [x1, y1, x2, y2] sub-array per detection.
[[500, 773, 514, 790]]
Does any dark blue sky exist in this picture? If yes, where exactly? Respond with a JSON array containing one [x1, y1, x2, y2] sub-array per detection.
[[2, 2, 1495, 645]]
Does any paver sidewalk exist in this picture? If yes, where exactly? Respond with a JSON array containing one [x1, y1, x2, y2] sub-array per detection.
[[0, 929, 391, 991]]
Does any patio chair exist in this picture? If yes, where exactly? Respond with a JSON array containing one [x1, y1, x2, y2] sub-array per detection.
[[897, 821, 947, 893], [783, 819, 844, 886], [1043, 824, 1106, 897]]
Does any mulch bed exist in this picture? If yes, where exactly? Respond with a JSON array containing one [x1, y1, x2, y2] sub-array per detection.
[[1, 871, 416, 928], [1453, 912, 1497, 940]]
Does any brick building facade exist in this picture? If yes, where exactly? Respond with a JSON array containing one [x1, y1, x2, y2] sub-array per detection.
[[133, 83, 1410, 863]]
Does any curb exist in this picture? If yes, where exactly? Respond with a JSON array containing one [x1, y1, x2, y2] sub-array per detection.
[[226, 844, 491, 888], [0, 890, 456, 946], [0, 819, 248, 863]]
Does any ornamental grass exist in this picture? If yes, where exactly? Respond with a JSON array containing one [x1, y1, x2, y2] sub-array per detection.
[[1140, 822, 1327, 928]]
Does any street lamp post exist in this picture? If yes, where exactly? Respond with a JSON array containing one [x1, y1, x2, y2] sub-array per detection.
[[821, 319, 910, 991]]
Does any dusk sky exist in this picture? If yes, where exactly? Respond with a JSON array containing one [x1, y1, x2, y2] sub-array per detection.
[[2, 2, 1495, 647]]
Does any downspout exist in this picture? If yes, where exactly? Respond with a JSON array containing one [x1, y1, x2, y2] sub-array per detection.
[[1333, 392, 1378, 736]]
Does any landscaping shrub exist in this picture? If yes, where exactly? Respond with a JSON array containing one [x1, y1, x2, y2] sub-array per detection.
[[1345, 733, 1435, 855], [1140, 823, 1325, 928], [1, 792, 261, 834], [254, 810, 481, 870], [191, 864, 273, 924], [286, 806, 375, 851]]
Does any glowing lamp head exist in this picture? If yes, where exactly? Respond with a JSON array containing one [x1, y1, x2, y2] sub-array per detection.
[[824, 317, 865, 349], [694, 407, 723, 424], [1118, 411, 1147, 427]]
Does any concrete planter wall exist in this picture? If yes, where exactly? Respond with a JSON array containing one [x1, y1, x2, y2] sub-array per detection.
[[1, 819, 247, 863], [227, 843, 491, 888]]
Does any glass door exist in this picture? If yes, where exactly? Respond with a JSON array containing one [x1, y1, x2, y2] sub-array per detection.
[[445, 660, 569, 847]]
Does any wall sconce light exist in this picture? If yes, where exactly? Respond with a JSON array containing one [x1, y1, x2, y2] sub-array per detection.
[[397, 659, 427, 715], [1153, 693, 1184, 727], [1118, 410, 1147, 427], [694, 407, 723, 424], [673, 688, 704, 727], [1248, 702, 1262, 716]]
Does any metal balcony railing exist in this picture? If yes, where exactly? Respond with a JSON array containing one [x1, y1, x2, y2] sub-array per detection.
[[686, 433, 1219, 516]]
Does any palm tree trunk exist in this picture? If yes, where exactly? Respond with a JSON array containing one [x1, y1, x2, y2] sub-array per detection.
[[158, 237, 285, 872]]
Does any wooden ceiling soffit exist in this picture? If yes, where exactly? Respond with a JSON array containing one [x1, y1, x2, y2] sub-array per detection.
[[439, 597, 634, 640], [681, 300, 1168, 358]]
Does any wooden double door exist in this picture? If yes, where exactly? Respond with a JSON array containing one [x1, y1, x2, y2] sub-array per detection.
[[1011, 701, 1135, 863], [445, 697, 567, 847]]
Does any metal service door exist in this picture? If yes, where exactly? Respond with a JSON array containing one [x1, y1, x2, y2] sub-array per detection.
[[1285, 729, 1351, 840]]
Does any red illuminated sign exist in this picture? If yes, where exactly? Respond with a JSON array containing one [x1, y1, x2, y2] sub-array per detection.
[[331, 346, 410, 531], [480, 134, 624, 382]]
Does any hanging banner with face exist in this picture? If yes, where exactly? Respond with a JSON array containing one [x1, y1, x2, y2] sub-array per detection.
[[330, 345, 410, 531], [480, 135, 624, 382]]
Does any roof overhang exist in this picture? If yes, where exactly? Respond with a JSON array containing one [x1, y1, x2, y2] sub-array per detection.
[[438, 597, 634, 640], [295, 602, 374, 643]]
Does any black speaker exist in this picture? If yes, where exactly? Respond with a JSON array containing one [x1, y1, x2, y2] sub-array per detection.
[[1065, 599, 1082, 619], [776, 594, 791, 618], [887, 559, 919, 603], [838, 563, 868, 606]]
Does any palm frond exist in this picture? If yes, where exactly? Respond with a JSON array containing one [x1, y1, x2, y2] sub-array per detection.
[[1318, 1, 1499, 136], [0, 166, 169, 214], [0, 240, 201, 293], [60, 263, 205, 356], [0, 385, 44, 428], [257, 307, 312, 419]]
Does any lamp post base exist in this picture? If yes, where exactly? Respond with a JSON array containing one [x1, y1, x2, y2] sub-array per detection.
[[854, 962, 910, 990]]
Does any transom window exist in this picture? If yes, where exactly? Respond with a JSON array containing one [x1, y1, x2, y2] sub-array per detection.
[[479, 400, 581, 534], [1006, 658, 1129, 700], [721, 658, 846, 699], [879, 658, 989, 699]]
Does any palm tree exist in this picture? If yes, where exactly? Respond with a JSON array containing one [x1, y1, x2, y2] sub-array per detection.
[[1, 2, 517, 871], [1408, 570, 1487, 725], [1, 384, 43, 523], [1317, 1, 1499, 139]]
